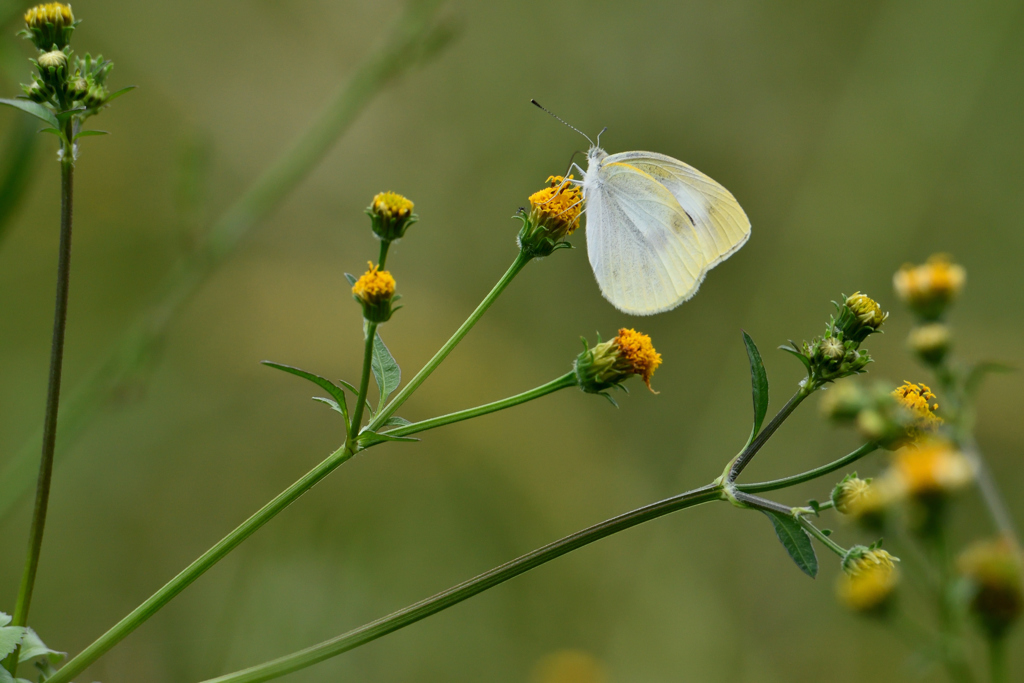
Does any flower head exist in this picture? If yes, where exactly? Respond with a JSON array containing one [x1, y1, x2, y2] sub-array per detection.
[[837, 560, 899, 614], [37, 50, 66, 71], [367, 191, 417, 242], [351, 262, 396, 322], [575, 328, 663, 396], [958, 538, 1024, 639], [907, 323, 951, 366], [893, 381, 943, 439], [843, 546, 900, 577], [519, 176, 583, 257], [893, 254, 965, 320], [890, 438, 972, 499], [22, 3, 76, 50], [838, 292, 888, 342]]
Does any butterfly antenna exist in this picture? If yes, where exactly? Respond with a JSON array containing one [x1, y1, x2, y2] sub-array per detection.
[[596, 126, 608, 147], [531, 99, 594, 147]]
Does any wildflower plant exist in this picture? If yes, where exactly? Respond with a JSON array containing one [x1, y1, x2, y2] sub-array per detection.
[[0, 11, 1019, 683]]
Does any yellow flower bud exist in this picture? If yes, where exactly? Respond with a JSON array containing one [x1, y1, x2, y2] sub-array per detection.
[[843, 546, 900, 577], [893, 254, 966, 321], [23, 3, 76, 50], [367, 191, 417, 242], [351, 262, 396, 322], [958, 538, 1024, 640], [837, 561, 899, 614], [519, 175, 583, 257]]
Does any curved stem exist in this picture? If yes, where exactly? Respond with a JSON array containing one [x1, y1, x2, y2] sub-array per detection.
[[46, 444, 356, 683], [349, 322, 378, 440], [736, 442, 878, 494], [387, 372, 577, 439], [4, 152, 74, 676], [727, 385, 813, 482], [367, 252, 532, 430], [200, 485, 723, 683]]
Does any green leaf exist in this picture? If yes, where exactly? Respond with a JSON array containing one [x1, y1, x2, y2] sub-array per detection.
[[357, 430, 418, 449], [380, 416, 412, 429], [0, 99, 59, 130], [0, 624, 25, 661], [18, 627, 63, 665], [371, 333, 401, 412], [343, 272, 357, 286], [0, 666, 31, 683], [762, 511, 818, 578], [311, 396, 347, 417], [73, 129, 109, 140], [261, 361, 349, 427], [104, 85, 137, 102], [779, 342, 812, 373], [337, 378, 373, 415], [742, 331, 769, 445], [965, 361, 1016, 398]]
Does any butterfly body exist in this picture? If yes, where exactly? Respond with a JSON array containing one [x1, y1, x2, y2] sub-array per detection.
[[580, 146, 751, 315]]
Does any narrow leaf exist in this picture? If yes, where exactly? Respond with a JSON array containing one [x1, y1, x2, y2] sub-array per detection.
[[779, 343, 812, 372], [337, 378, 373, 415], [381, 416, 412, 428], [0, 99, 59, 129], [742, 331, 769, 445], [311, 396, 348, 418], [104, 85, 137, 102], [343, 272, 357, 286], [762, 511, 818, 578], [261, 361, 349, 426], [73, 129, 109, 139], [357, 430, 418, 449], [371, 333, 401, 412], [965, 361, 1016, 398]]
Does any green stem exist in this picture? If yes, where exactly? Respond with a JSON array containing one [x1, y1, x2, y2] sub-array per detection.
[[349, 322, 378, 441], [367, 252, 532, 431], [735, 442, 878, 494], [377, 240, 391, 269], [797, 516, 848, 558], [4, 150, 74, 676], [200, 484, 723, 683], [727, 385, 814, 482], [45, 444, 356, 683], [0, 0, 453, 523], [989, 637, 1006, 683], [388, 372, 577, 438]]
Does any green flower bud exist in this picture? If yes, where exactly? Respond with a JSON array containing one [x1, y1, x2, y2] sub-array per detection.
[[820, 381, 868, 422], [834, 292, 888, 343], [37, 49, 67, 72], [83, 84, 108, 108], [907, 323, 951, 366]]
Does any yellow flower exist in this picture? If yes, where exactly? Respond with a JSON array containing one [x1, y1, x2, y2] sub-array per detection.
[[844, 547, 900, 577], [890, 438, 972, 498], [367, 191, 417, 241], [893, 254, 966, 320], [958, 537, 1024, 639], [893, 381, 942, 431], [24, 2, 74, 29], [533, 650, 606, 683], [529, 175, 583, 236], [614, 328, 663, 391], [352, 262, 395, 304], [574, 328, 663, 395], [371, 191, 413, 219], [837, 561, 899, 614]]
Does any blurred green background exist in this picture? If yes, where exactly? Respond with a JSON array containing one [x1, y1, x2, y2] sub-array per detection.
[[2, 0, 1023, 681]]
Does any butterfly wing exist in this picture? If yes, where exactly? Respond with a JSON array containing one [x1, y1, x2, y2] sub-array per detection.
[[584, 160, 708, 315], [604, 151, 750, 268]]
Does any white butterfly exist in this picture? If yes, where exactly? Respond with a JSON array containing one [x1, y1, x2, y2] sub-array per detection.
[[577, 145, 751, 315]]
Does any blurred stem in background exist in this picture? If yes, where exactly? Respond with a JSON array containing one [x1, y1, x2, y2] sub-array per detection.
[[0, 0, 458, 521], [0, 113, 37, 246]]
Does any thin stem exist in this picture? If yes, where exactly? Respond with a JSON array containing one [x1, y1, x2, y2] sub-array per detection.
[[736, 442, 878, 494], [46, 444, 356, 683], [199, 484, 723, 683], [367, 252, 532, 431], [377, 240, 390, 269], [989, 637, 1006, 683], [797, 516, 847, 558], [4, 151, 74, 676], [727, 385, 813, 482], [387, 372, 577, 439], [349, 322, 378, 441]]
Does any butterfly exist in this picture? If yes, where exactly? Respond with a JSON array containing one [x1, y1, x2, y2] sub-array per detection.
[[534, 102, 751, 316]]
